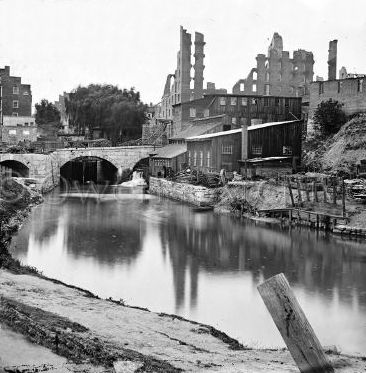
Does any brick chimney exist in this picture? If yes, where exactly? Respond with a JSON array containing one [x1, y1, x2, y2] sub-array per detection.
[[328, 40, 338, 81], [241, 123, 248, 160]]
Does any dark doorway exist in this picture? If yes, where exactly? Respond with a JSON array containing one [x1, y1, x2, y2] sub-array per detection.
[[0, 160, 30, 177], [60, 157, 117, 184]]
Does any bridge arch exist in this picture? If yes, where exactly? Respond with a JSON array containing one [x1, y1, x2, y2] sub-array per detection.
[[0, 159, 30, 177], [60, 156, 118, 184]]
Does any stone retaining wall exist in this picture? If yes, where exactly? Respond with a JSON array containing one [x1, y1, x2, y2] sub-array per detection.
[[149, 177, 217, 206]]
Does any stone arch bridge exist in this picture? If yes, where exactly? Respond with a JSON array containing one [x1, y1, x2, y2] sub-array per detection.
[[0, 146, 156, 190]]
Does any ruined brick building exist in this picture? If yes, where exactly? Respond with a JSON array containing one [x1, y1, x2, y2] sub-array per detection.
[[232, 33, 314, 98], [142, 26, 226, 145], [159, 26, 226, 120], [309, 40, 366, 125]]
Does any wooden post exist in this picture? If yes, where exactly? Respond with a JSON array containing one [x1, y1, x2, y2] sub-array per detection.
[[296, 179, 303, 204], [305, 183, 310, 202], [287, 178, 295, 207], [332, 178, 337, 205], [313, 181, 318, 202], [316, 214, 320, 230], [322, 179, 327, 203], [257, 274, 334, 373], [342, 179, 346, 218]]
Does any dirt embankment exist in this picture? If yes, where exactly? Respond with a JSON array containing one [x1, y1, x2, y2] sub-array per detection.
[[1, 269, 365, 372], [303, 114, 366, 175], [214, 181, 288, 216], [0, 179, 42, 273]]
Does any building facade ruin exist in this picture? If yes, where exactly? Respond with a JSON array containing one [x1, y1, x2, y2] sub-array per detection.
[[232, 33, 314, 98]]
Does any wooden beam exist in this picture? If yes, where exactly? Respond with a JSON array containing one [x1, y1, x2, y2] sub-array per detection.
[[342, 179, 346, 218], [287, 178, 295, 207], [257, 274, 334, 373], [313, 181, 318, 202], [332, 178, 337, 205], [296, 179, 303, 205], [322, 179, 327, 203]]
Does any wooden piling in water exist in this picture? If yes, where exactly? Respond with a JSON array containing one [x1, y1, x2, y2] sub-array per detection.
[[257, 273, 334, 373]]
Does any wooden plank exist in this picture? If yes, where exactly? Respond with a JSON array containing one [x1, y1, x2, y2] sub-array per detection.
[[342, 179, 346, 218], [305, 183, 310, 202], [313, 181, 318, 202], [257, 274, 334, 373], [322, 179, 328, 203], [296, 179, 303, 204], [332, 178, 337, 205], [287, 178, 295, 207]]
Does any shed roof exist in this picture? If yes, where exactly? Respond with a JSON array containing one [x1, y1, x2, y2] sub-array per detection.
[[186, 120, 301, 141], [187, 128, 242, 141], [170, 122, 221, 140], [151, 144, 187, 159]]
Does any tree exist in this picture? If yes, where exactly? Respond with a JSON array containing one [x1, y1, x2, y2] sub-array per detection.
[[35, 99, 61, 125], [65, 84, 147, 144], [313, 99, 346, 136]]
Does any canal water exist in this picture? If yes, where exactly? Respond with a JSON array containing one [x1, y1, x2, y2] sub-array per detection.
[[9, 186, 366, 355]]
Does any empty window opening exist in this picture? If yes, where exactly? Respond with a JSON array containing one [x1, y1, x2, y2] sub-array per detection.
[[189, 108, 196, 118], [240, 82, 245, 91], [241, 97, 248, 106], [252, 83, 257, 92], [220, 97, 226, 106], [231, 97, 237, 106], [358, 79, 363, 93], [319, 82, 324, 94], [252, 71, 257, 80]]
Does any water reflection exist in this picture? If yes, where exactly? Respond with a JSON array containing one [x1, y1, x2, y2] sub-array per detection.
[[10, 189, 366, 354]]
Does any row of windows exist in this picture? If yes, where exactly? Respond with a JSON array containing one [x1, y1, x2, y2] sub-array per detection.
[[251, 145, 293, 156], [319, 79, 364, 95], [219, 97, 255, 106], [12, 87, 29, 95], [8, 129, 31, 135], [188, 150, 211, 167], [189, 96, 295, 117]]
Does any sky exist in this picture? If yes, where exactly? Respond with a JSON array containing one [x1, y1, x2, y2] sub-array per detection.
[[0, 0, 365, 112]]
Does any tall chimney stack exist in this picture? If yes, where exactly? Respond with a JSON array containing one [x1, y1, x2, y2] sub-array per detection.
[[241, 123, 248, 161], [193, 32, 205, 100], [328, 40, 338, 80]]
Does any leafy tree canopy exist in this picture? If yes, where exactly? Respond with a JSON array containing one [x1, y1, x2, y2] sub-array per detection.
[[313, 99, 346, 137], [35, 99, 61, 125], [65, 84, 147, 144]]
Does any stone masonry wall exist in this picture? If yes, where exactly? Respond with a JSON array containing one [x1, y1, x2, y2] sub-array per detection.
[[149, 177, 217, 206]]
